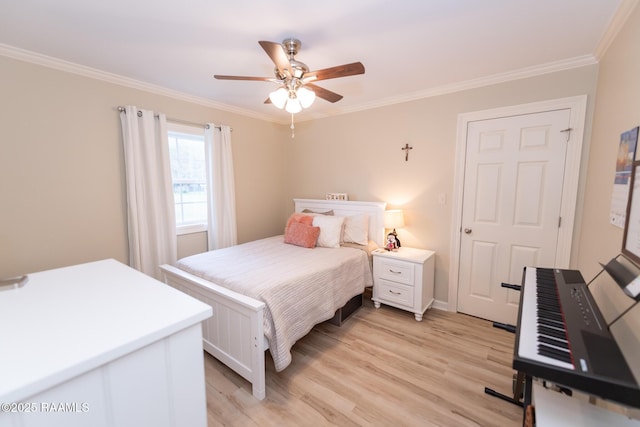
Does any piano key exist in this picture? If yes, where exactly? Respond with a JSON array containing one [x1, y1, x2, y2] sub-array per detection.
[[536, 292, 558, 304], [538, 325, 567, 340], [537, 310, 564, 323], [537, 293, 560, 301], [517, 267, 575, 371], [538, 317, 564, 330], [537, 293, 560, 303], [538, 335, 569, 350], [538, 344, 573, 364], [537, 296, 560, 305], [537, 299, 560, 309], [537, 304, 562, 313], [537, 321, 565, 332]]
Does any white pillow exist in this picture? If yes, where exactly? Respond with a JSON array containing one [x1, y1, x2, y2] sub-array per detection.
[[312, 215, 345, 248], [342, 214, 369, 246]]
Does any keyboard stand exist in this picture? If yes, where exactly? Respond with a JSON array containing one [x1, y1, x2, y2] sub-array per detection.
[[484, 371, 526, 407], [484, 282, 524, 406], [492, 322, 516, 333]]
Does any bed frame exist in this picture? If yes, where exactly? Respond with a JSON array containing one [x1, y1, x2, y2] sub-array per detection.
[[160, 198, 386, 400]]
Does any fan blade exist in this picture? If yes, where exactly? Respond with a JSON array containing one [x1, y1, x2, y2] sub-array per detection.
[[305, 83, 343, 103], [258, 41, 292, 77], [305, 62, 365, 82], [214, 75, 278, 82]]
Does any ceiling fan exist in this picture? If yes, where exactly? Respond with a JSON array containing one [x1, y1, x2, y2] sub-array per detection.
[[214, 38, 365, 114]]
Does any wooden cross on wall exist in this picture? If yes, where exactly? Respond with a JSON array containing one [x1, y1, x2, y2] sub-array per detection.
[[402, 143, 413, 161]]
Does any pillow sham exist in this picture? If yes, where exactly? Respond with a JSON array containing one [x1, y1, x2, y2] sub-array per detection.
[[342, 213, 369, 246], [312, 215, 345, 248], [284, 221, 320, 248], [285, 213, 314, 234]]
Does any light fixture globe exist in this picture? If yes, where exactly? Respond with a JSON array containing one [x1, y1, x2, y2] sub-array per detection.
[[269, 87, 288, 109], [297, 86, 316, 108], [285, 97, 302, 114]]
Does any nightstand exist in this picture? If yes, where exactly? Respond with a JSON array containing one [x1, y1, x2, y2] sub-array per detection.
[[372, 247, 435, 321]]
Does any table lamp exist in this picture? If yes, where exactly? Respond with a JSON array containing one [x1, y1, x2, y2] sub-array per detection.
[[384, 210, 405, 249]]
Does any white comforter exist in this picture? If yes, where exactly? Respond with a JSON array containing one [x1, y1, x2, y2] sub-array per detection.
[[175, 235, 372, 371]]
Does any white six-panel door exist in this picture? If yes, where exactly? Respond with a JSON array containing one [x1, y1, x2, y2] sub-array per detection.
[[456, 109, 571, 324]]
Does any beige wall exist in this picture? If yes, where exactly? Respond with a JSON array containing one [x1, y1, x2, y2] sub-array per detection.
[[578, 4, 640, 278], [289, 67, 599, 303], [0, 56, 290, 277]]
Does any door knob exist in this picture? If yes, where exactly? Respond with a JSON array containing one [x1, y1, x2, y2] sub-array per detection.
[[464, 228, 472, 234]]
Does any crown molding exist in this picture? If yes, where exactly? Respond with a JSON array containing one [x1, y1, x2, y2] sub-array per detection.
[[297, 55, 598, 123], [0, 43, 278, 123], [0, 42, 599, 126], [354, 55, 598, 111], [593, 0, 639, 60]]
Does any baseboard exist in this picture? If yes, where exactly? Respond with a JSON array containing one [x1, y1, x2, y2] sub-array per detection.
[[431, 299, 449, 311]]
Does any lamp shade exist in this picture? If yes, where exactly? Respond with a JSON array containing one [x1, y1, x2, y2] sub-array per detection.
[[285, 97, 302, 114], [297, 86, 316, 108], [269, 87, 288, 109], [384, 210, 405, 229]]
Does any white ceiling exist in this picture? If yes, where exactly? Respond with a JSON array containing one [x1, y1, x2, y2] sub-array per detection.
[[0, 0, 631, 123]]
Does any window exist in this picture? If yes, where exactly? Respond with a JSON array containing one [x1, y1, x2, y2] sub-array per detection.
[[167, 123, 207, 234]]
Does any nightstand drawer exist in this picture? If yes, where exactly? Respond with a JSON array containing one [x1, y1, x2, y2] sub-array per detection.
[[376, 279, 414, 308], [377, 259, 414, 286]]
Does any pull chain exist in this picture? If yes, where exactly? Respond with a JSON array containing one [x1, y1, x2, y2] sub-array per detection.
[[290, 113, 295, 138]]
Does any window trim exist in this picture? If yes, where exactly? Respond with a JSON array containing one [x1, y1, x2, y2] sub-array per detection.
[[176, 223, 207, 236]]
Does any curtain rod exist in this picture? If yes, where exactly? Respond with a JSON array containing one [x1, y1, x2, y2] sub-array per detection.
[[117, 106, 232, 131]]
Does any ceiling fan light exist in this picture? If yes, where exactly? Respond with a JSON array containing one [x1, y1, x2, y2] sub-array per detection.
[[285, 97, 302, 114], [297, 86, 316, 108], [269, 87, 288, 109]]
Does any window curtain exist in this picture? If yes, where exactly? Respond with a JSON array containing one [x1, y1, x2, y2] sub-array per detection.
[[205, 124, 237, 250], [119, 106, 177, 279]]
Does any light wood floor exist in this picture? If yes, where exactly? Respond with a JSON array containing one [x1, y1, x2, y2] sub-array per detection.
[[204, 294, 523, 426]]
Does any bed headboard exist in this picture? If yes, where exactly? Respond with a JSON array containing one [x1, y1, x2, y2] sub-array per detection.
[[293, 198, 387, 247]]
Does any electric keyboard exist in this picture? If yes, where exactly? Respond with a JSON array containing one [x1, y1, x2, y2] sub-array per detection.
[[513, 266, 640, 408]]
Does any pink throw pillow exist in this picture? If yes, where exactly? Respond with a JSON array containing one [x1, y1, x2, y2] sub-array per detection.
[[285, 213, 314, 234], [284, 221, 320, 248]]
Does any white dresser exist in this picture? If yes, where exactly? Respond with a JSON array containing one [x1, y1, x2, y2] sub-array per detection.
[[372, 247, 435, 321], [0, 259, 212, 427]]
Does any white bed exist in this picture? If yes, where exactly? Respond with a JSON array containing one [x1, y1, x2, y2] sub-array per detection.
[[160, 198, 386, 400]]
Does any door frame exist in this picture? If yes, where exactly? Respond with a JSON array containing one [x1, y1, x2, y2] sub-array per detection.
[[447, 95, 588, 312]]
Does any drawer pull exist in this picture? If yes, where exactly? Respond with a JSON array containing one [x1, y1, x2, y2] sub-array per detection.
[[388, 290, 402, 295], [389, 269, 402, 274]]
